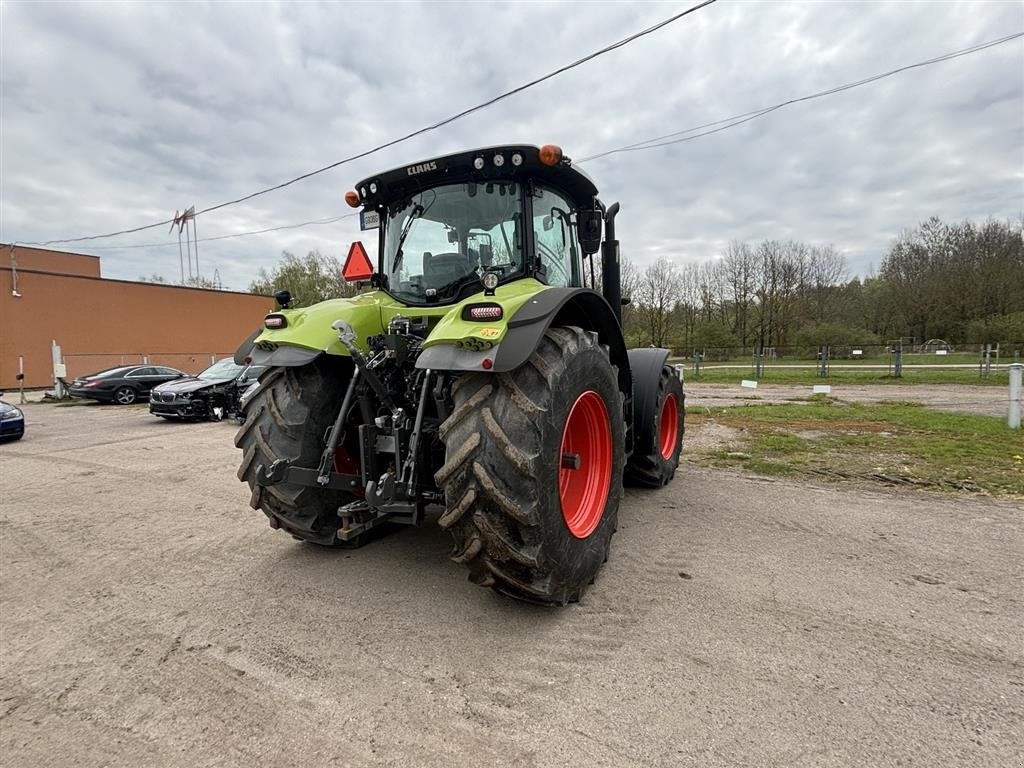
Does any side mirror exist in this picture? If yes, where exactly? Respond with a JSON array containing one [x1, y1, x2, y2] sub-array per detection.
[[577, 208, 602, 255]]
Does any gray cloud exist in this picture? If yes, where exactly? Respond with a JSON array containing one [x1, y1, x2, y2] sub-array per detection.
[[1, 0, 1021, 289]]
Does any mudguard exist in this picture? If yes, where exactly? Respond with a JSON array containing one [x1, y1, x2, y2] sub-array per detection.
[[417, 287, 632, 395], [627, 347, 679, 449]]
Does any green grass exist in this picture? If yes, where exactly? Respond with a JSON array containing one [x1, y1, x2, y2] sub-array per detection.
[[688, 400, 1024, 497]]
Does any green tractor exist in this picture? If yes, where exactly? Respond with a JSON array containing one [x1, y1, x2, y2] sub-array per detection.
[[234, 144, 684, 605]]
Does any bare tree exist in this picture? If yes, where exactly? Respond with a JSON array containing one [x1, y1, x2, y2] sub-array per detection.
[[721, 240, 759, 349], [636, 257, 683, 348]]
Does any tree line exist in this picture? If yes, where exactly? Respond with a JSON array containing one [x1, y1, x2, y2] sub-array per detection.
[[623, 217, 1023, 352]]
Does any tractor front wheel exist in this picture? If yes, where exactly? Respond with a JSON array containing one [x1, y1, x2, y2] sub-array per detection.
[[436, 327, 624, 605]]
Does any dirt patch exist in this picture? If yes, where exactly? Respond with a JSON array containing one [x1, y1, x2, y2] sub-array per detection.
[[687, 382, 1009, 417], [682, 417, 745, 453]]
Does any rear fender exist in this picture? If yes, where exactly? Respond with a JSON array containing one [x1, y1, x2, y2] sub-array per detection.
[[627, 348, 682, 452], [418, 287, 631, 394], [239, 297, 386, 367], [496, 288, 631, 396]]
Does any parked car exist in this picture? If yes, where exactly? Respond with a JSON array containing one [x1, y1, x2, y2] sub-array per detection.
[[0, 394, 25, 441], [69, 365, 187, 405], [150, 359, 267, 420]]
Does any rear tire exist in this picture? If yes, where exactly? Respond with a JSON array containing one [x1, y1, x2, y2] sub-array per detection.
[[234, 362, 369, 547], [436, 326, 625, 605], [625, 366, 684, 487]]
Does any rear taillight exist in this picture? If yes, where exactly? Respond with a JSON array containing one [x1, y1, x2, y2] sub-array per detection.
[[85, 380, 103, 388], [463, 303, 503, 321], [264, 314, 287, 329]]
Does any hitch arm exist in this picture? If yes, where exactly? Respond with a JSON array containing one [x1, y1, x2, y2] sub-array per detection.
[[316, 368, 361, 485]]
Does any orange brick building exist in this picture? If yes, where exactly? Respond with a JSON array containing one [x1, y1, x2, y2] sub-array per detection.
[[1, 245, 274, 389]]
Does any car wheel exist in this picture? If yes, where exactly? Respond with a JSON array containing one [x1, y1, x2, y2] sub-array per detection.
[[114, 386, 138, 405]]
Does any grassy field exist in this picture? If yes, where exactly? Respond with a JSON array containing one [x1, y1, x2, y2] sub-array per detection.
[[686, 398, 1024, 497]]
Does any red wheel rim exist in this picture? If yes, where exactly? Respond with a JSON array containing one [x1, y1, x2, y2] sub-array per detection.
[[658, 393, 679, 460], [559, 391, 612, 539]]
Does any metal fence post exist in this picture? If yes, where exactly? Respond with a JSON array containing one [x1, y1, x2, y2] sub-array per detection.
[[891, 341, 903, 378], [1009, 363, 1022, 430], [754, 347, 763, 380], [818, 345, 829, 378], [693, 350, 702, 377]]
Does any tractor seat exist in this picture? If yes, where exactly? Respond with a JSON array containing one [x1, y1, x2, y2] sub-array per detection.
[[422, 251, 471, 288]]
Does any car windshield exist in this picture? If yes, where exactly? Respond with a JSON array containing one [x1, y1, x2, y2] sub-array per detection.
[[199, 360, 243, 381], [383, 181, 523, 304]]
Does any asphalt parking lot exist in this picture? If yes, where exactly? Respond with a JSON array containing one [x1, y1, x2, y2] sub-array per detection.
[[1, 402, 1022, 767]]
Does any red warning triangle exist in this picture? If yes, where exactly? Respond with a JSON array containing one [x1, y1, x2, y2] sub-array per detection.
[[342, 241, 374, 282]]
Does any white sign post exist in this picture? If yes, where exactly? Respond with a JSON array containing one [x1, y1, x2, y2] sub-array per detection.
[[51, 340, 68, 399], [1009, 363, 1022, 430]]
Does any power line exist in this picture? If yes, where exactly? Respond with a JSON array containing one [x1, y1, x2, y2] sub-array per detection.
[[577, 31, 1024, 162], [81, 213, 357, 250], [22, 0, 717, 248]]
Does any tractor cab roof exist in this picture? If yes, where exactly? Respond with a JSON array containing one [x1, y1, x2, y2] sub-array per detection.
[[353, 145, 598, 212]]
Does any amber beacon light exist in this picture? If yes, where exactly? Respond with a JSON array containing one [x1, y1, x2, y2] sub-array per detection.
[[538, 144, 563, 166]]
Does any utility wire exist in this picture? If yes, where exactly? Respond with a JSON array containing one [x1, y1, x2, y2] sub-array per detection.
[[577, 31, 1024, 162], [22, 0, 717, 247], [81, 213, 357, 250]]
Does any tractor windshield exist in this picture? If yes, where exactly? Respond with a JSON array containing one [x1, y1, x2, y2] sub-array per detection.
[[383, 182, 523, 303]]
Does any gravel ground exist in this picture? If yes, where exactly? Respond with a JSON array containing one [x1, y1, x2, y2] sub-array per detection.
[[1, 402, 1022, 767]]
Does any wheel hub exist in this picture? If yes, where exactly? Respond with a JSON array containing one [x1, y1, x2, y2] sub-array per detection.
[[558, 391, 612, 539]]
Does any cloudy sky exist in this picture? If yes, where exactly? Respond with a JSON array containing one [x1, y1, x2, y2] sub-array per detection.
[[2, 0, 1021, 290]]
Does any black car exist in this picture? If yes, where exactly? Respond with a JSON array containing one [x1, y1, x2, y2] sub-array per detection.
[[149, 359, 267, 420], [0, 395, 25, 441], [69, 365, 187, 405]]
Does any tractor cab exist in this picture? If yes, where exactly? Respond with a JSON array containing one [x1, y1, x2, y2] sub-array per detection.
[[348, 145, 605, 306]]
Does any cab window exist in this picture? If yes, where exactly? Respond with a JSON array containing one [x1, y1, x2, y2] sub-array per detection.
[[532, 187, 580, 287]]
